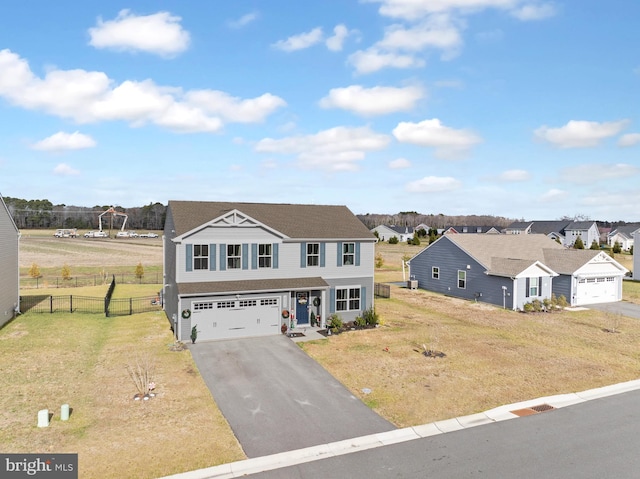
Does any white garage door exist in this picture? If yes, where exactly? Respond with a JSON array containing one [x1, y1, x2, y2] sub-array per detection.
[[575, 277, 618, 306], [191, 297, 281, 341]]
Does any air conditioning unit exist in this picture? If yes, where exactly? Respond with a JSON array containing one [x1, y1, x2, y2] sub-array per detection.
[[408, 280, 418, 290]]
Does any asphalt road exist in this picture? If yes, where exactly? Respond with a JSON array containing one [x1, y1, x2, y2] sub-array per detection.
[[189, 335, 395, 458], [248, 388, 640, 478]]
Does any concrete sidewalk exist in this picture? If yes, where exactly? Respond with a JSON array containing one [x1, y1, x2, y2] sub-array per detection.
[[160, 378, 640, 479]]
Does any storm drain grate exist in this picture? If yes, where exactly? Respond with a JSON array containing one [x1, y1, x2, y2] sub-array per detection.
[[510, 403, 555, 417]]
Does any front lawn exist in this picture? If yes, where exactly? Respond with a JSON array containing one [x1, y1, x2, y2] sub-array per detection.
[[0, 309, 244, 478]]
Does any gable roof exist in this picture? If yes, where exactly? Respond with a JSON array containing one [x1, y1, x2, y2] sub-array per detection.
[[609, 224, 640, 239], [442, 233, 565, 270], [168, 200, 374, 240], [539, 248, 601, 275], [0, 194, 19, 234]]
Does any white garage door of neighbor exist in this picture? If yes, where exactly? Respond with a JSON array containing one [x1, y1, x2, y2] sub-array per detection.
[[191, 297, 281, 341], [575, 277, 618, 306]]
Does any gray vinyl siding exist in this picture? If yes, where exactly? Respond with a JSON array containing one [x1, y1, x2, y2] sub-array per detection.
[[552, 275, 572, 304], [0, 196, 19, 326], [162, 208, 178, 331], [410, 238, 515, 309], [325, 276, 373, 323]]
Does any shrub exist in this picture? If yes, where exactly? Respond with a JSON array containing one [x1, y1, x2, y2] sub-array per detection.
[[590, 240, 600, 250], [388, 236, 399, 244], [61, 264, 71, 281], [542, 297, 552, 311], [410, 235, 421, 246], [329, 314, 343, 330], [556, 295, 568, 308], [573, 237, 584, 249], [362, 307, 379, 326], [522, 302, 534, 313], [28, 263, 42, 279], [354, 316, 366, 328], [613, 241, 622, 254], [531, 299, 543, 312], [375, 253, 384, 269], [135, 262, 144, 281]]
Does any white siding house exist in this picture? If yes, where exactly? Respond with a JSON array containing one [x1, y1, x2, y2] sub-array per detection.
[[0, 194, 20, 327], [164, 201, 376, 342]]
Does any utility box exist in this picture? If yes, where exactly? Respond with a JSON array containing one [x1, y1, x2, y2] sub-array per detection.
[[408, 280, 418, 290]]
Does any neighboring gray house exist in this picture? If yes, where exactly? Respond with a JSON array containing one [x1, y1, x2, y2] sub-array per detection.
[[370, 225, 414, 242], [163, 201, 376, 342], [505, 220, 600, 248], [0, 194, 20, 327], [634, 229, 639, 281], [443, 225, 502, 234], [608, 224, 640, 251], [409, 234, 627, 310]]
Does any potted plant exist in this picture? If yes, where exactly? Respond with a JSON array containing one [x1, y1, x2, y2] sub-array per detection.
[[190, 325, 198, 344]]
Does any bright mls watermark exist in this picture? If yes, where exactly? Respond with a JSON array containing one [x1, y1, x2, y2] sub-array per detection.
[[1, 454, 77, 478]]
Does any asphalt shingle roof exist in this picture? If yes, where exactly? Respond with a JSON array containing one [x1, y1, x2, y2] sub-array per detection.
[[168, 200, 374, 240]]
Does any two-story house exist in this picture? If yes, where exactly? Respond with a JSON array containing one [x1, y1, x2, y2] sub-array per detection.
[[608, 224, 640, 251], [163, 201, 376, 342], [0, 194, 20, 327]]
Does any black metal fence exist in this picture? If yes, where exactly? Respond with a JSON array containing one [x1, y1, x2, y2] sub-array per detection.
[[19, 275, 163, 317], [20, 272, 162, 290], [374, 283, 391, 298]]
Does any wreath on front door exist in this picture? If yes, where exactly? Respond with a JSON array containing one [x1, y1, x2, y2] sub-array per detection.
[[313, 297, 321, 307], [282, 310, 290, 319], [181, 309, 191, 319]]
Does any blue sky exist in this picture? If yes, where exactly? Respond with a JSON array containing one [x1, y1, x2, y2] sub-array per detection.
[[0, 0, 638, 221]]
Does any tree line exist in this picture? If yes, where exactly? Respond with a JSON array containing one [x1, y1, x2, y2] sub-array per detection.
[[3, 197, 166, 231]]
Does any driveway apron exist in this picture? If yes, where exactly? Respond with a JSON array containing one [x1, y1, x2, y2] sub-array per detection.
[[584, 300, 640, 319], [189, 335, 395, 458]]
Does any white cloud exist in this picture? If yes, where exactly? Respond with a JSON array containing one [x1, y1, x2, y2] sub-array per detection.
[[540, 188, 568, 202], [393, 118, 482, 158], [31, 131, 96, 152], [618, 133, 640, 147], [326, 24, 355, 51], [53, 163, 80, 176], [406, 176, 462, 193], [88, 9, 190, 57], [348, 48, 425, 74], [272, 27, 324, 52], [389, 158, 412, 168], [535, 120, 629, 148], [254, 126, 391, 171], [186, 90, 287, 123], [510, 3, 557, 20], [365, 0, 519, 21], [319, 84, 424, 116], [559, 163, 640, 185], [497, 169, 531, 181], [228, 11, 259, 29], [376, 14, 463, 58], [0, 49, 284, 133]]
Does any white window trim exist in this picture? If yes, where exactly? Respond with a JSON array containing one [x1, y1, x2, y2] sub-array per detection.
[[307, 242, 320, 267], [457, 270, 466, 289], [342, 242, 355, 266], [432, 266, 440, 279], [258, 243, 272, 268], [336, 285, 361, 312], [227, 244, 241, 269]]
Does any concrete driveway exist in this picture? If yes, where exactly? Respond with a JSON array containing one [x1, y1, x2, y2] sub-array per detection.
[[189, 335, 395, 458], [584, 300, 640, 319]]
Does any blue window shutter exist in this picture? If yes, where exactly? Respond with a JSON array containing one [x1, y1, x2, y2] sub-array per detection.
[[539, 277, 542, 296], [300, 242, 306, 268], [361, 286, 366, 311], [337, 242, 343, 267], [525, 277, 530, 297], [329, 288, 336, 313], [242, 244, 249, 270], [320, 242, 326, 267], [220, 243, 227, 271], [251, 244, 258, 270], [210, 244, 216, 271], [355, 242, 361, 266], [186, 244, 193, 272], [273, 243, 279, 269]]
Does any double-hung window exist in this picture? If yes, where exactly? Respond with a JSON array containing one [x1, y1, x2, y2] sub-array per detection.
[[193, 244, 209, 270], [529, 277, 539, 297], [432, 267, 440, 279], [227, 244, 241, 269], [307, 243, 320, 266], [336, 287, 360, 311], [457, 270, 466, 289], [258, 244, 272, 268], [342, 242, 355, 266]]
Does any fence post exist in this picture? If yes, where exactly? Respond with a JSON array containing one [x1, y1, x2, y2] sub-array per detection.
[[70, 295, 73, 313], [130, 298, 133, 315], [50, 295, 53, 314]]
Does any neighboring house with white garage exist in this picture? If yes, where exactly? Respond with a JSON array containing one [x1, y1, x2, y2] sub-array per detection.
[[370, 225, 414, 242], [608, 224, 640, 251], [408, 234, 627, 310], [163, 201, 376, 342], [0, 193, 20, 327]]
